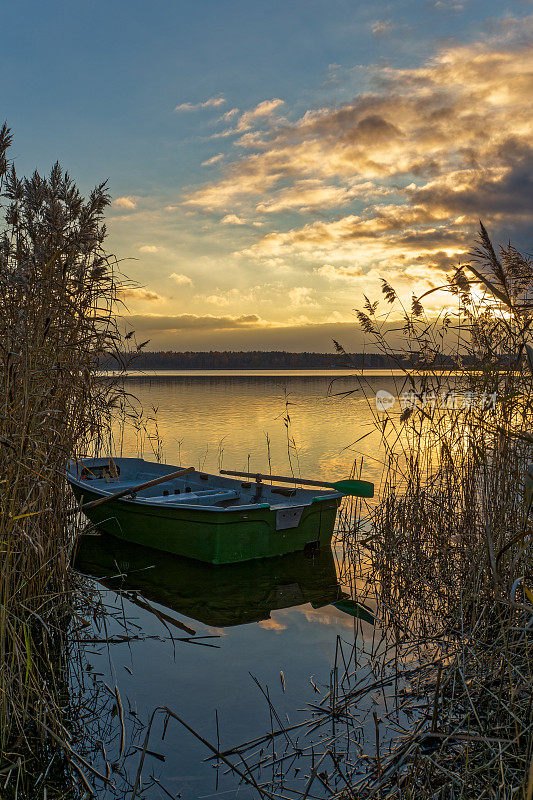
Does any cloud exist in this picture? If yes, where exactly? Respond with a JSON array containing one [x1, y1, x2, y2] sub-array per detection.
[[256, 180, 376, 214], [210, 99, 286, 140], [316, 264, 364, 280], [243, 205, 468, 258], [174, 96, 226, 112], [433, 0, 468, 11], [288, 287, 318, 307], [120, 287, 162, 301], [201, 294, 231, 306], [180, 16, 533, 295], [235, 98, 285, 132], [323, 63, 343, 86], [113, 196, 137, 209], [221, 213, 247, 225], [202, 153, 224, 166], [241, 217, 469, 283], [371, 19, 394, 36], [124, 313, 264, 332], [258, 618, 288, 632], [169, 272, 194, 287], [195, 284, 272, 308], [139, 244, 159, 253], [217, 108, 239, 123], [184, 161, 284, 210]]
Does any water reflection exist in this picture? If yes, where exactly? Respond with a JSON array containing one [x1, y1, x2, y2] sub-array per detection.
[[111, 373, 397, 484], [75, 533, 347, 628], [75, 375, 385, 796]]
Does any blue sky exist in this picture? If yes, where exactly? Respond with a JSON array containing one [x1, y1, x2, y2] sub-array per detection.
[[4, 0, 533, 349]]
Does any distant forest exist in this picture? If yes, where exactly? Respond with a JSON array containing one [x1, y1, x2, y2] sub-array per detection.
[[101, 350, 462, 370]]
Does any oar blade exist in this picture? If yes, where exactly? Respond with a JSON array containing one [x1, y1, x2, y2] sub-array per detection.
[[332, 479, 374, 498], [332, 599, 375, 624]]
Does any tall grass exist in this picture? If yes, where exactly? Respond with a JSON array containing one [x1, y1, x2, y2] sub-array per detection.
[[345, 225, 533, 798], [207, 227, 532, 799], [0, 126, 126, 793]]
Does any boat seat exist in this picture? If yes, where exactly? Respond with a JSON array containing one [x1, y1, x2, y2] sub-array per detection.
[[85, 479, 143, 489], [141, 489, 241, 506]]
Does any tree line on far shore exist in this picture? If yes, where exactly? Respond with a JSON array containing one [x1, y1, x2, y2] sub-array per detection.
[[100, 350, 470, 370]]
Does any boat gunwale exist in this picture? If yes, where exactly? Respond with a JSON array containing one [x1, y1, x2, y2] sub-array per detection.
[[66, 458, 343, 514]]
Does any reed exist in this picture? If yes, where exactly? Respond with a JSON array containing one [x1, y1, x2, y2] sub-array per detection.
[[346, 225, 533, 798], [325, 226, 528, 798], [0, 126, 128, 794], [209, 227, 532, 799]]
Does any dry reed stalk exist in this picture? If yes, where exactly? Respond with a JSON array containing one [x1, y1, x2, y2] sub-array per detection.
[[0, 126, 136, 796], [329, 226, 533, 798], [206, 227, 532, 800]]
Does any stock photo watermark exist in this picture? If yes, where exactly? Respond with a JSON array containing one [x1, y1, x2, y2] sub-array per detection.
[[375, 389, 498, 412]]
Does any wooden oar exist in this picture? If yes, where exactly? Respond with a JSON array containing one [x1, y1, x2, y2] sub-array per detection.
[[219, 469, 374, 498], [77, 467, 196, 512]]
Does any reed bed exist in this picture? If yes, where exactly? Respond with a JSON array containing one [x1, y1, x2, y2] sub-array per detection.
[[343, 227, 533, 799], [192, 226, 531, 799], [0, 126, 132, 796]]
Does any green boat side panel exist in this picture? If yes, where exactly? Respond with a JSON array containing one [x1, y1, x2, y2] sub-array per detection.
[[71, 483, 339, 563]]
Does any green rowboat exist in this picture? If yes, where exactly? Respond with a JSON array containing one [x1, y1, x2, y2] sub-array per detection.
[[67, 457, 344, 564]]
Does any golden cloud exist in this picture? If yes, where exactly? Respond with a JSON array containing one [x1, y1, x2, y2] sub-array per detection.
[[235, 98, 285, 132], [221, 213, 247, 225], [210, 99, 286, 140], [288, 286, 318, 307], [201, 153, 224, 167], [120, 287, 162, 302], [316, 264, 364, 280], [181, 18, 533, 295], [113, 196, 137, 210], [169, 272, 193, 287], [194, 284, 275, 308], [174, 96, 226, 112], [184, 156, 284, 210], [257, 618, 288, 632], [218, 108, 239, 123], [256, 180, 379, 214]]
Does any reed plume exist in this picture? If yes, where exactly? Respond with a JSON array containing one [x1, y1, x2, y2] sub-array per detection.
[[344, 226, 533, 797], [218, 227, 533, 800], [0, 125, 126, 794]]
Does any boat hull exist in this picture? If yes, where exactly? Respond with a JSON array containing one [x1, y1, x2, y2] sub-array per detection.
[[70, 483, 340, 564]]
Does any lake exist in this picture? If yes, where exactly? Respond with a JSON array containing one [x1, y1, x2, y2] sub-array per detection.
[[75, 371, 411, 798], [106, 370, 411, 485]]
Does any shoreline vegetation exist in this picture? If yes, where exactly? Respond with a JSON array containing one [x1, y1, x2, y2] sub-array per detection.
[[0, 128, 132, 797], [219, 224, 533, 798], [0, 117, 531, 800], [101, 350, 485, 371]]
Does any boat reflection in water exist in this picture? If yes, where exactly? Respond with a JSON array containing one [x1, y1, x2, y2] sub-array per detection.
[[75, 533, 352, 628]]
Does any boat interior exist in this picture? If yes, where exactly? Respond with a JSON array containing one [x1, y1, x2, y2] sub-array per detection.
[[68, 457, 340, 510]]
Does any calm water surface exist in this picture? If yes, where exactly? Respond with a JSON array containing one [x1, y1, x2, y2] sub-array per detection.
[[76, 372, 410, 798], [109, 370, 409, 484]]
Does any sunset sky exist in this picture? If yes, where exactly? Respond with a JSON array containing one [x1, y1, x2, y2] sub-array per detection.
[[4, 0, 533, 351]]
